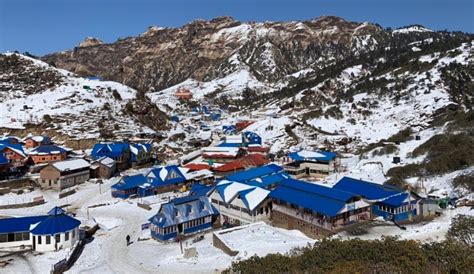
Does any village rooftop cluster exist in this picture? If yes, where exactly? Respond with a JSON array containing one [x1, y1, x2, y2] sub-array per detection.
[[0, 117, 446, 257]]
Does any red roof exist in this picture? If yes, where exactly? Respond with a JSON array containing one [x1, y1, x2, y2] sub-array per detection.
[[236, 121, 255, 131], [214, 154, 270, 172], [247, 146, 270, 153], [184, 163, 210, 171]]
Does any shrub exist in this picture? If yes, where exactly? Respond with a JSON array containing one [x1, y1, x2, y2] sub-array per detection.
[[43, 114, 52, 123], [452, 171, 474, 192], [447, 215, 474, 247]]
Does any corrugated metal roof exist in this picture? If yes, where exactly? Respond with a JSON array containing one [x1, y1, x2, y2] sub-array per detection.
[[246, 173, 289, 188], [28, 144, 66, 155], [52, 158, 90, 172], [0, 143, 26, 158], [0, 216, 47, 233], [226, 164, 283, 183], [270, 183, 346, 217], [149, 195, 218, 228], [30, 213, 81, 235], [333, 177, 403, 201], [112, 174, 148, 190], [283, 178, 357, 202], [288, 150, 336, 162]]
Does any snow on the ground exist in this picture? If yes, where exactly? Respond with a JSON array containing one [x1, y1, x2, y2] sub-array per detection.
[[216, 222, 314, 258], [0, 53, 152, 138]]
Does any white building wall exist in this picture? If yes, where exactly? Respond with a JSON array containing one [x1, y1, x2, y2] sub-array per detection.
[[33, 227, 79, 252]]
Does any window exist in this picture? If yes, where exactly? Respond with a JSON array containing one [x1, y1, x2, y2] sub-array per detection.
[[8, 233, 14, 242], [55, 234, 60, 243], [65, 232, 69, 241], [46, 236, 51, 244], [0, 234, 7, 243], [72, 229, 76, 239], [38, 236, 42, 244]]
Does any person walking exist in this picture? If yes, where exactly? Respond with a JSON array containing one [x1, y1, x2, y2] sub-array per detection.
[[126, 235, 131, 246]]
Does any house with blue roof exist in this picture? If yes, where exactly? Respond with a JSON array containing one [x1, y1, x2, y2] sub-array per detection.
[[111, 174, 148, 199], [130, 143, 153, 166], [28, 144, 68, 164], [91, 142, 131, 170], [0, 207, 80, 252], [333, 177, 421, 222], [0, 136, 21, 145], [149, 195, 219, 241], [209, 180, 272, 226], [0, 143, 28, 167], [225, 164, 287, 189], [284, 149, 339, 179], [270, 178, 371, 238]]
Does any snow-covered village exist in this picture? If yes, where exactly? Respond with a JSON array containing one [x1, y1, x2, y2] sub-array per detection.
[[0, 1, 473, 273]]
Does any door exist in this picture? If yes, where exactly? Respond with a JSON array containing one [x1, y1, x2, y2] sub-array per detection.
[[32, 236, 36, 250]]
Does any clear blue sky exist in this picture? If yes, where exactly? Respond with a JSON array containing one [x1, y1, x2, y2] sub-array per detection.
[[1, 0, 473, 56]]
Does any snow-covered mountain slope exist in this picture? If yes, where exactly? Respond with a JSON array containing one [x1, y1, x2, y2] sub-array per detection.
[[0, 53, 159, 139]]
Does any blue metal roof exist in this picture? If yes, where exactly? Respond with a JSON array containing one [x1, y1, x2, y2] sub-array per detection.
[[282, 178, 357, 202], [30, 214, 81, 235], [226, 164, 284, 183], [149, 195, 218, 228], [0, 143, 26, 157], [288, 150, 337, 162], [0, 216, 48, 233], [243, 131, 262, 145], [112, 174, 148, 191], [30, 144, 66, 154], [246, 173, 289, 188], [382, 192, 410, 207], [217, 142, 241, 148], [147, 165, 186, 186], [333, 177, 403, 201], [91, 143, 129, 159], [189, 183, 213, 197], [270, 181, 346, 217]]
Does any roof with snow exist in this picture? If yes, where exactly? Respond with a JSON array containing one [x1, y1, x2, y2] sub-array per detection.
[[28, 144, 67, 155], [93, 156, 116, 168], [146, 165, 186, 187], [288, 150, 336, 162], [0, 216, 48, 233], [149, 195, 218, 228], [214, 180, 270, 211], [202, 146, 240, 159], [112, 174, 148, 191], [333, 177, 402, 200], [0, 143, 26, 158], [24, 135, 51, 144], [51, 158, 90, 172], [130, 143, 152, 156], [226, 164, 284, 183], [0, 136, 21, 144], [214, 154, 270, 173], [246, 173, 289, 188], [91, 142, 130, 159], [270, 179, 359, 217]]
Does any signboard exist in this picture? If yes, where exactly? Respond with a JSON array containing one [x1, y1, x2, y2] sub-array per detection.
[[141, 223, 150, 230]]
